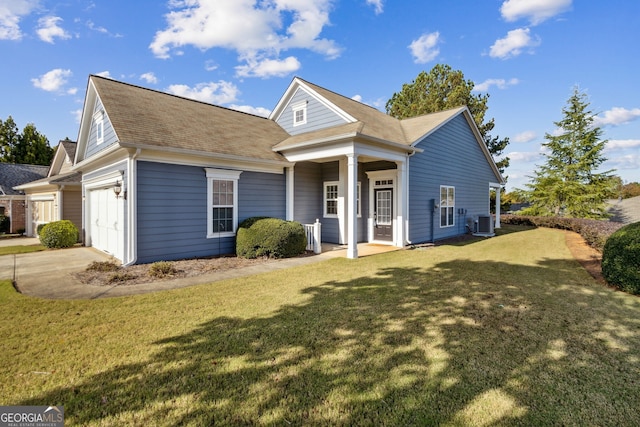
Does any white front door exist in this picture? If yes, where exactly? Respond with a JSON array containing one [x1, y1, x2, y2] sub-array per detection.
[[89, 188, 122, 260]]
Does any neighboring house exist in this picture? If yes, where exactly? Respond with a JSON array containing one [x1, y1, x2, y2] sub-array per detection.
[[72, 75, 504, 265], [607, 196, 640, 224], [0, 163, 49, 233], [14, 140, 82, 236]]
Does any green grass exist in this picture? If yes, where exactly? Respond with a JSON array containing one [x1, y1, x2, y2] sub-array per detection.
[[1, 227, 639, 426], [0, 244, 46, 256]]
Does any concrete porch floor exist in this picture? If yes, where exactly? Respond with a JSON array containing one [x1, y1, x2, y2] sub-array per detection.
[[319, 243, 402, 258]]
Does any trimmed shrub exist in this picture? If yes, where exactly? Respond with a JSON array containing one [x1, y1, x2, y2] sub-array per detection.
[[39, 220, 79, 248], [237, 217, 307, 259], [602, 222, 640, 294], [37, 223, 48, 236]]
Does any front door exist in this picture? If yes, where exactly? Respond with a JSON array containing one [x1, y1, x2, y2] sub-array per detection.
[[374, 188, 393, 241]]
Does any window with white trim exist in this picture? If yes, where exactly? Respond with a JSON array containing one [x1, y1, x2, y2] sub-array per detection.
[[324, 181, 338, 217], [291, 101, 307, 126], [440, 185, 455, 227], [206, 169, 242, 238], [323, 181, 361, 218]]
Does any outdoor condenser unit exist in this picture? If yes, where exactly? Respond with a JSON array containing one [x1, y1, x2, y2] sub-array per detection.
[[477, 215, 494, 235]]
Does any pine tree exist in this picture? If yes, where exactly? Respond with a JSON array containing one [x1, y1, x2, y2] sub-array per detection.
[[386, 64, 510, 174], [522, 88, 615, 218]]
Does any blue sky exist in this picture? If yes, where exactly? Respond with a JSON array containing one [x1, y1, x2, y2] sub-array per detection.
[[1, 0, 639, 191]]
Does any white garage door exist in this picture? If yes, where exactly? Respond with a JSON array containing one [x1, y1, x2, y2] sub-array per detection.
[[89, 188, 122, 260]]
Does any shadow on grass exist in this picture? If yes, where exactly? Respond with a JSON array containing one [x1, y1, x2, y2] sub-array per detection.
[[21, 255, 640, 425]]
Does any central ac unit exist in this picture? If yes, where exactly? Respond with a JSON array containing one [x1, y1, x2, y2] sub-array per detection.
[[476, 215, 495, 236]]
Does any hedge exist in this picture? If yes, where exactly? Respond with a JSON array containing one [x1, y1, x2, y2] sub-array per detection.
[[602, 222, 640, 294], [236, 217, 307, 259], [501, 214, 624, 252]]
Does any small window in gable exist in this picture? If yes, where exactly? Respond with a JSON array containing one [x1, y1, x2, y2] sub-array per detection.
[[291, 101, 307, 127], [94, 110, 104, 145]]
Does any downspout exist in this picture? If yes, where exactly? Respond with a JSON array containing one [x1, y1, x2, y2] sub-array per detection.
[[123, 149, 141, 266]]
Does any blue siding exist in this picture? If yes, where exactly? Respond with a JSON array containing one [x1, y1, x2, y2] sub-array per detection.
[[320, 162, 340, 243], [293, 162, 322, 225], [136, 161, 286, 264], [276, 88, 348, 135], [408, 114, 498, 243], [85, 98, 118, 159]]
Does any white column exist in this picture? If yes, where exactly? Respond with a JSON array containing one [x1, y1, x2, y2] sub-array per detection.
[[495, 186, 501, 228], [395, 160, 406, 247], [286, 166, 295, 221], [347, 154, 358, 259]]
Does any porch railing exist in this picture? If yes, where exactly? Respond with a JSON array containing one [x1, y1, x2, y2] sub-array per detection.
[[303, 219, 322, 254]]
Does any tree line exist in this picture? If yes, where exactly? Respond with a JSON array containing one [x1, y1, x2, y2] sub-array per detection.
[[0, 116, 55, 166]]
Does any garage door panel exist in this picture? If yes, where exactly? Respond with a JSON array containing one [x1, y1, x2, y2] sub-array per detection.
[[89, 188, 122, 260]]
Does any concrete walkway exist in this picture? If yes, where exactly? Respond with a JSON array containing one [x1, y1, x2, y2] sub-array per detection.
[[0, 238, 399, 300]]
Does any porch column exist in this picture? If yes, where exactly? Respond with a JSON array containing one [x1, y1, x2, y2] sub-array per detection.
[[347, 154, 358, 259], [286, 166, 295, 221], [395, 160, 406, 247], [495, 186, 501, 229]]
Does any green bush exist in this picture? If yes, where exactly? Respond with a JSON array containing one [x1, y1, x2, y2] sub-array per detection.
[[236, 217, 307, 259], [39, 220, 79, 248], [37, 223, 48, 236], [602, 222, 640, 294]]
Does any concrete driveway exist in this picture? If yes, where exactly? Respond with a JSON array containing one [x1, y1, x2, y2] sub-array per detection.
[[0, 240, 114, 299]]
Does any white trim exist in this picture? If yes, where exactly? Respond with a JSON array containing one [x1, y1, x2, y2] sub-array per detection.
[[93, 110, 104, 145], [205, 168, 242, 239], [323, 181, 339, 218], [286, 166, 295, 221], [291, 100, 307, 127], [366, 169, 398, 245], [439, 185, 455, 228]]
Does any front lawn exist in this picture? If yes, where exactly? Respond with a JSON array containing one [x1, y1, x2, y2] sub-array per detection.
[[0, 244, 46, 256], [1, 227, 639, 426]]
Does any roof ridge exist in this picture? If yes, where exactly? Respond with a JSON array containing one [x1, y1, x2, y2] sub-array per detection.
[[90, 74, 271, 121]]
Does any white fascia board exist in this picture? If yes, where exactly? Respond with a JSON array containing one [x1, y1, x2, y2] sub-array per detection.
[[72, 143, 125, 173], [126, 144, 290, 175]]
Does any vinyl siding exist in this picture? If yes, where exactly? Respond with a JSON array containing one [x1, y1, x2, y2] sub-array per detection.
[[408, 114, 498, 243], [276, 87, 348, 135], [293, 162, 322, 225], [85, 98, 118, 159], [136, 161, 286, 264], [62, 188, 82, 233]]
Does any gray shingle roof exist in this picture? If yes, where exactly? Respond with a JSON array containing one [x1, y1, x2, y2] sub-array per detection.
[[0, 163, 49, 195], [91, 75, 290, 163]]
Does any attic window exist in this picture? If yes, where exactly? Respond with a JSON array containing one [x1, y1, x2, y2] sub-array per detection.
[[93, 110, 104, 145], [291, 101, 307, 127]]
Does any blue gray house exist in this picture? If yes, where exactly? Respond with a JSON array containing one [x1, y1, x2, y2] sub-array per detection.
[[73, 75, 504, 265]]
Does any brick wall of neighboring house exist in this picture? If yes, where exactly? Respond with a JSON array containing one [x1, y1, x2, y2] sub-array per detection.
[[0, 198, 27, 234], [10, 199, 26, 233]]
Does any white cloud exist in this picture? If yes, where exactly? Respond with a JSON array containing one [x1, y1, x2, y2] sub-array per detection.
[[605, 139, 640, 151], [235, 55, 301, 78], [513, 130, 537, 143], [501, 0, 572, 25], [140, 72, 158, 84], [86, 20, 122, 37], [594, 107, 640, 127], [72, 108, 83, 124], [489, 27, 540, 59], [165, 81, 239, 104], [408, 32, 440, 64], [31, 68, 74, 93], [204, 60, 218, 71], [474, 78, 519, 92], [607, 153, 640, 170], [36, 16, 71, 43], [228, 104, 271, 117], [95, 70, 112, 78], [0, 0, 39, 40], [366, 0, 383, 15], [506, 151, 541, 162], [150, 0, 340, 78], [351, 94, 363, 102]]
